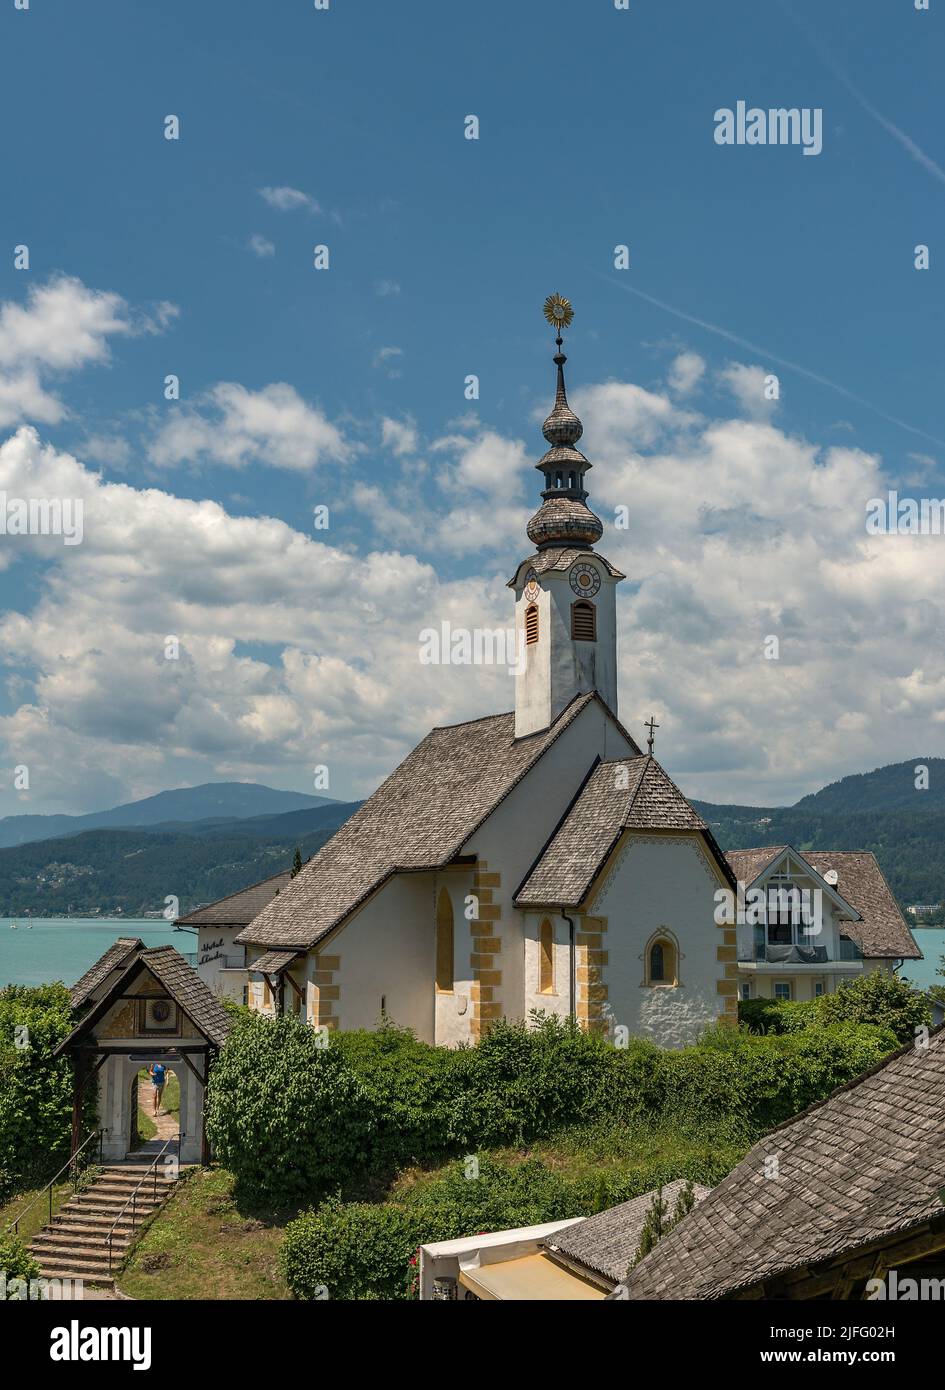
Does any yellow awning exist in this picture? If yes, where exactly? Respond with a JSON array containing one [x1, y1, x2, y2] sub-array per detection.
[[458, 1252, 607, 1301]]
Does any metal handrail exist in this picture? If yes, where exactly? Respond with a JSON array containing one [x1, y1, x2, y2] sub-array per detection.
[[5, 1128, 104, 1237], [104, 1131, 183, 1271]]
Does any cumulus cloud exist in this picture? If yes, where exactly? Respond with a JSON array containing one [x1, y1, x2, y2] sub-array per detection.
[[667, 350, 705, 396], [147, 382, 349, 473], [717, 361, 778, 419], [259, 185, 320, 214], [0, 276, 172, 429], [381, 417, 417, 457]]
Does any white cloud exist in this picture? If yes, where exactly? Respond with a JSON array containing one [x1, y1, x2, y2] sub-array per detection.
[[0, 276, 171, 429], [381, 417, 417, 457], [717, 362, 778, 419], [248, 234, 275, 258], [667, 350, 705, 396], [258, 185, 320, 214], [148, 382, 349, 473], [375, 280, 401, 297]]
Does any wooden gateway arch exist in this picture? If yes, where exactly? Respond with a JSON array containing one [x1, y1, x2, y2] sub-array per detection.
[[56, 939, 232, 1166]]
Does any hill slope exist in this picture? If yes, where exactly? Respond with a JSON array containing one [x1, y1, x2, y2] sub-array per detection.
[[0, 783, 338, 849], [0, 801, 359, 916]]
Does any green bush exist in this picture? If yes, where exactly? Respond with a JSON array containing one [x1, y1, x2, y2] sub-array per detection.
[[331, 1022, 461, 1172], [0, 983, 95, 1198], [740, 972, 929, 1045], [812, 971, 930, 1043], [282, 1197, 430, 1301], [0, 1233, 41, 1293], [205, 1012, 374, 1203]]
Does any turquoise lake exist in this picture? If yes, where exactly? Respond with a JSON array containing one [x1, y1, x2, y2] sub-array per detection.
[[0, 919, 198, 988], [898, 929, 945, 993]]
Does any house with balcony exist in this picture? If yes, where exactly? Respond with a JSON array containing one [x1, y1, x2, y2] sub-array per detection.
[[725, 846, 921, 1003]]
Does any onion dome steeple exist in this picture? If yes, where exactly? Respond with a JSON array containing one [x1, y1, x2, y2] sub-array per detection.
[[526, 295, 603, 551]]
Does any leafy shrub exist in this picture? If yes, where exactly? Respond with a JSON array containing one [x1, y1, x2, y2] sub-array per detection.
[[0, 983, 94, 1196], [812, 971, 930, 1043], [740, 972, 929, 1045], [281, 1197, 430, 1301], [0, 1233, 41, 1292], [205, 1012, 374, 1203], [331, 1023, 461, 1172]]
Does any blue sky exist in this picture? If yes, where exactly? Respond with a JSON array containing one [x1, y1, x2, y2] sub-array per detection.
[[0, 0, 943, 816]]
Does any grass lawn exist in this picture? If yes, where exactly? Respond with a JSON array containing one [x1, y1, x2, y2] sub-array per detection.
[[118, 1167, 296, 1301]]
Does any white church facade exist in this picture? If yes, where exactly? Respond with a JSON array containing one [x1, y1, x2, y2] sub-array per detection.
[[234, 301, 742, 1048]]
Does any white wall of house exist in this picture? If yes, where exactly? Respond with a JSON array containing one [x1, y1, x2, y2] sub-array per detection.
[[523, 910, 573, 1021], [323, 871, 440, 1041], [588, 832, 726, 1048], [195, 924, 246, 997]]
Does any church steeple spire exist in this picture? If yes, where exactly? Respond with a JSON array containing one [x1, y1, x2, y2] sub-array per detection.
[[527, 295, 603, 551]]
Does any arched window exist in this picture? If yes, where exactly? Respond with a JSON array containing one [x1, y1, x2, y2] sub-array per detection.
[[525, 604, 539, 645], [645, 933, 679, 987], [571, 600, 596, 642], [436, 886, 454, 993], [539, 918, 555, 994]]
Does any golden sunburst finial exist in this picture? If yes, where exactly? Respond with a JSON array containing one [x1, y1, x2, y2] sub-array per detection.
[[542, 293, 574, 335]]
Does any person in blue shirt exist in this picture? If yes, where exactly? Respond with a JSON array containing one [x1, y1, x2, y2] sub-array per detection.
[[148, 1062, 167, 1115]]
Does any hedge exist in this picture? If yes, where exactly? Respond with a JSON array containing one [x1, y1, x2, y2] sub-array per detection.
[[0, 983, 95, 1202]]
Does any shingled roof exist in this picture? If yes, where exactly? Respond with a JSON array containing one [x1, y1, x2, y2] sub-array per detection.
[[239, 693, 630, 950], [515, 755, 734, 907], [546, 1180, 712, 1285], [507, 547, 626, 587], [175, 869, 292, 927], [725, 847, 921, 960], [70, 937, 142, 1009], [626, 1025, 945, 1300], [60, 943, 232, 1051]]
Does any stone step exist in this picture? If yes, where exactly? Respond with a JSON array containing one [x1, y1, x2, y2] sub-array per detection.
[[32, 1266, 115, 1290], [30, 1246, 117, 1273], [51, 1213, 140, 1234], [69, 1193, 163, 1210], [33, 1229, 132, 1251]]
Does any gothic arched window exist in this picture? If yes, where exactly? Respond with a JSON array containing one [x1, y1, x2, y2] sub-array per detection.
[[645, 933, 679, 987]]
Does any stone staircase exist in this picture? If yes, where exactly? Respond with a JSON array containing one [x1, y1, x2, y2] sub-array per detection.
[[30, 1159, 178, 1289]]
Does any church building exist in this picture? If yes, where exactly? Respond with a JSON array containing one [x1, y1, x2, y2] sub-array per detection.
[[235, 298, 739, 1048]]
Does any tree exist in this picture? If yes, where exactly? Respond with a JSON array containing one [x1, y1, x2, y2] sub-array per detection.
[[632, 1180, 696, 1270], [291, 846, 303, 878]]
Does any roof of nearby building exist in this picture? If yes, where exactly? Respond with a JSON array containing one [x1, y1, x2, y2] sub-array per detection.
[[625, 1025, 945, 1300], [62, 942, 232, 1050], [248, 949, 301, 975], [239, 693, 639, 951], [725, 846, 921, 960], [175, 869, 292, 928], [515, 755, 734, 907], [70, 936, 143, 1009], [546, 1180, 712, 1285]]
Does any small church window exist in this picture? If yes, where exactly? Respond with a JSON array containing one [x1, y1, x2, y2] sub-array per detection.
[[645, 933, 678, 987], [539, 918, 555, 994], [436, 886, 454, 993], [525, 604, 539, 645], [571, 600, 596, 642]]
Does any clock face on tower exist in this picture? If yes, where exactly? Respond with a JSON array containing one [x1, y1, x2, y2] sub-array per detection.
[[569, 562, 600, 598]]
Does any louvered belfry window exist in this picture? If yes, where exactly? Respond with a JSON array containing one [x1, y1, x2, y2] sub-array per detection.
[[571, 600, 596, 641], [525, 603, 539, 645]]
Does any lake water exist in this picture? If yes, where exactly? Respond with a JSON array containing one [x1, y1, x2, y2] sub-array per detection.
[[898, 929, 945, 993], [0, 918, 198, 988]]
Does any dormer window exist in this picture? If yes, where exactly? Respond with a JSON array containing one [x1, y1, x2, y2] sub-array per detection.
[[571, 600, 596, 641]]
